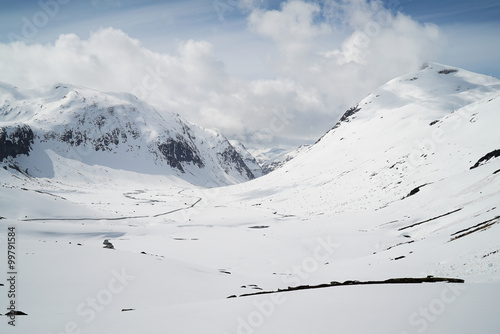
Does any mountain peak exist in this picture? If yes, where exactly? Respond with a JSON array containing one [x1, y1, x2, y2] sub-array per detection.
[[0, 83, 256, 186], [325, 63, 500, 137], [244, 64, 500, 215]]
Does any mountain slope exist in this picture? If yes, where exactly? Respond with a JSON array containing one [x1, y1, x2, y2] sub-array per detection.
[[0, 83, 254, 186], [229, 140, 263, 178], [231, 63, 500, 214], [206, 63, 500, 282]]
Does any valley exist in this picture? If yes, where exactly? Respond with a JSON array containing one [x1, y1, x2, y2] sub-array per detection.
[[1, 63, 500, 333]]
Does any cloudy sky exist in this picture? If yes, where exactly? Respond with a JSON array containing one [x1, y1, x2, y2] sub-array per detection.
[[0, 0, 499, 149]]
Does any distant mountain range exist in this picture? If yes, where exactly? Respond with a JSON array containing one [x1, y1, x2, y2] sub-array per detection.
[[249, 145, 312, 175]]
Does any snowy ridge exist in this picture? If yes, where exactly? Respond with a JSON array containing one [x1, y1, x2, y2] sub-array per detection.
[[0, 83, 254, 186], [234, 63, 500, 213]]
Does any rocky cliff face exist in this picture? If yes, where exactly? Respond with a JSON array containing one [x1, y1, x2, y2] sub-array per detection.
[[229, 140, 263, 178], [157, 138, 204, 173], [0, 125, 34, 161]]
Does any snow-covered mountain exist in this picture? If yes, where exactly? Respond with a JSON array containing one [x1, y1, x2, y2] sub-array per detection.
[[0, 83, 255, 186], [1, 64, 500, 334], [229, 140, 263, 178], [213, 62, 500, 282], [232, 63, 500, 214], [251, 145, 312, 174]]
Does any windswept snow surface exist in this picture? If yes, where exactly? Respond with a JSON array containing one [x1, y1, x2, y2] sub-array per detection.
[[1, 64, 500, 333]]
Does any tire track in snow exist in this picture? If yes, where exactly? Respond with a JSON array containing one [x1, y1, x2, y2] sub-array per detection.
[[21, 189, 202, 222]]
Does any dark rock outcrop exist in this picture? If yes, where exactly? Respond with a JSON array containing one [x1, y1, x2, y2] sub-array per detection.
[[0, 125, 34, 161], [470, 149, 500, 169], [229, 276, 465, 298], [332, 105, 361, 130], [316, 105, 361, 144], [157, 137, 204, 173], [218, 146, 255, 180]]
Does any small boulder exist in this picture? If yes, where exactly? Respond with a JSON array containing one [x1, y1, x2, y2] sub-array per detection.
[[103, 239, 114, 249]]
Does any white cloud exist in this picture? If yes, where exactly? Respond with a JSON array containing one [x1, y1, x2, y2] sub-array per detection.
[[248, 1, 331, 53], [0, 0, 445, 149], [246, 0, 444, 141]]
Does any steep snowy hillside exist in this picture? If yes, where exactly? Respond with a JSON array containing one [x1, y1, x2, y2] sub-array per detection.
[[232, 63, 500, 213], [209, 62, 500, 282], [0, 83, 254, 186]]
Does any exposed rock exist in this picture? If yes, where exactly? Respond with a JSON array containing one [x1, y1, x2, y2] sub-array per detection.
[[217, 145, 254, 180], [228, 140, 262, 178], [470, 149, 500, 169], [316, 105, 361, 143], [449, 215, 500, 242], [157, 137, 204, 173], [229, 276, 465, 298], [399, 208, 463, 231], [331, 105, 361, 130], [0, 125, 34, 161], [103, 239, 114, 249], [438, 69, 458, 75], [0, 83, 257, 185], [403, 183, 429, 199]]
